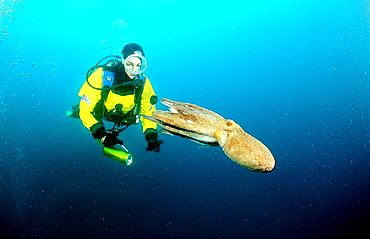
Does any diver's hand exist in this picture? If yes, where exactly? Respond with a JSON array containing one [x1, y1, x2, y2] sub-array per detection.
[[146, 139, 163, 152], [145, 129, 163, 152], [92, 126, 123, 147], [101, 132, 123, 147]]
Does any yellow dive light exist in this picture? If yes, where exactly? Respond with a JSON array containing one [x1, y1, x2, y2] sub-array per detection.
[[102, 146, 133, 165]]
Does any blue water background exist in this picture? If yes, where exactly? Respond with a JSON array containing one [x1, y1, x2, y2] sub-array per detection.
[[1, 0, 369, 238]]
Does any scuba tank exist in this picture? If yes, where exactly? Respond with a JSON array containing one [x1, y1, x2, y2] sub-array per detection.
[[102, 145, 133, 166]]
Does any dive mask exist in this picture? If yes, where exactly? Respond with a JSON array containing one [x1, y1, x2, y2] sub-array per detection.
[[123, 51, 148, 75]]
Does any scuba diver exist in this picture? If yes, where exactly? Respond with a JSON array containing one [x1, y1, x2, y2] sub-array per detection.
[[67, 43, 163, 164]]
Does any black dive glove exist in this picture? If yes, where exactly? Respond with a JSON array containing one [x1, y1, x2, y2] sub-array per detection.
[[144, 129, 163, 152], [92, 126, 123, 147]]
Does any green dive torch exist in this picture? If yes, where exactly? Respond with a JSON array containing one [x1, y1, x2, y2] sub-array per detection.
[[102, 144, 133, 165]]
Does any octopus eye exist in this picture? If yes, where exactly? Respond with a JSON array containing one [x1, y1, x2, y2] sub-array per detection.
[[225, 120, 234, 127]]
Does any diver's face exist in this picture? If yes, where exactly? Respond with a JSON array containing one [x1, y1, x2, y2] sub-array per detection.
[[124, 57, 141, 77]]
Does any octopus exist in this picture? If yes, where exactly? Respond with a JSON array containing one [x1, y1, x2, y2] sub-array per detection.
[[143, 98, 275, 173]]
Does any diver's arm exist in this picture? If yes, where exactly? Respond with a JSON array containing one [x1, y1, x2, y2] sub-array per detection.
[[78, 68, 104, 131], [139, 77, 158, 132], [140, 77, 162, 152], [78, 68, 120, 146]]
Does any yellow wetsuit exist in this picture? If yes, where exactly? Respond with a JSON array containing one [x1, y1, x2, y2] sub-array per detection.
[[78, 67, 157, 134]]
